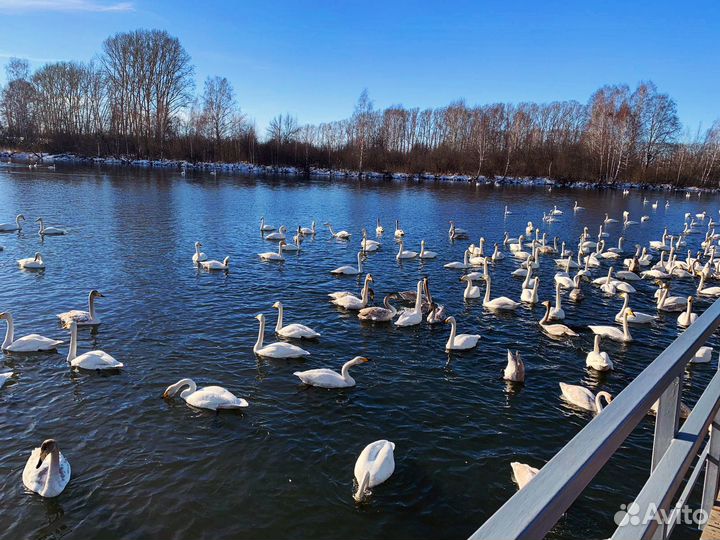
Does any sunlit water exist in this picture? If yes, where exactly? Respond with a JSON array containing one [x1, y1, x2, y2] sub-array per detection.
[[0, 165, 717, 540]]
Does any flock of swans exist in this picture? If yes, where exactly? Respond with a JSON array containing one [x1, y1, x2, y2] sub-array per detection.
[[3, 196, 720, 503]]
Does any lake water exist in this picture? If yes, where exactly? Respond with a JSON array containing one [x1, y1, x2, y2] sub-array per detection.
[[0, 165, 717, 540]]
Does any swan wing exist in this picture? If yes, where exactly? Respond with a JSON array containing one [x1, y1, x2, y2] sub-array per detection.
[[6, 334, 63, 352], [189, 386, 248, 409], [511, 462, 540, 490], [258, 342, 309, 358], [279, 324, 320, 338], [71, 350, 123, 369], [57, 310, 95, 326]]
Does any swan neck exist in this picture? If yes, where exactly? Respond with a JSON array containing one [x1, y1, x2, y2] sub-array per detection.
[[484, 277, 491, 302], [254, 317, 264, 351], [340, 360, 354, 381], [44, 448, 61, 495], [414, 281, 423, 312], [448, 319, 457, 345], [88, 293, 96, 319], [67, 324, 78, 361], [1, 315, 13, 349], [555, 284, 561, 308], [180, 379, 197, 399], [275, 305, 283, 332], [357, 252, 363, 272]]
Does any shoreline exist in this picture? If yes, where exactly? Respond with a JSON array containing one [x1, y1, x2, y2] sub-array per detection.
[[1, 150, 716, 195]]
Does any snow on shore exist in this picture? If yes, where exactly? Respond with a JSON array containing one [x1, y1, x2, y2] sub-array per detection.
[[0, 150, 715, 194]]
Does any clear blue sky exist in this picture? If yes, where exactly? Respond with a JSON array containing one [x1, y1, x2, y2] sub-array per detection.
[[0, 0, 718, 136]]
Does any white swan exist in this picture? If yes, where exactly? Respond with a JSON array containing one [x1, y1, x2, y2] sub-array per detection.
[[444, 316, 481, 351], [260, 216, 276, 232], [549, 281, 565, 320], [589, 309, 633, 343], [36, 218, 65, 236], [326, 223, 352, 240], [419, 240, 437, 259], [353, 440, 395, 502], [677, 296, 697, 328], [253, 314, 310, 358], [375, 218, 384, 235], [503, 350, 525, 382], [200, 255, 230, 271], [656, 286, 688, 312], [0, 214, 24, 232], [294, 356, 369, 388], [259, 241, 285, 262], [614, 292, 656, 324], [539, 301, 578, 338], [560, 382, 612, 414], [573, 201, 584, 212], [521, 277, 539, 304], [163, 378, 248, 410], [483, 274, 520, 311], [586, 335, 613, 371], [698, 274, 720, 297], [332, 274, 373, 310], [359, 295, 397, 322], [22, 439, 71, 498], [67, 321, 123, 369], [511, 462, 538, 490], [394, 220, 405, 238], [550, 205, 563, 216], [0, 371, 11, 388], [18, 252, 45, 270], [57, 290, 104, 328], [461, 275, 481, 299], [332, 252, 364, 275], [1, 312, 63, 352], [444, 250, 470, 269], [395, 280, 424, 326], [272, 302, 320, 338], [265, 225, 287, 241], [360, 229, 380, 252], [396, 239, 418, 260], [424, 279, 447, 324], [300, 221, 316, 235], [192, 241, 207, 263]]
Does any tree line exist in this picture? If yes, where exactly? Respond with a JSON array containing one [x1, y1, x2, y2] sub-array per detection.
[[1, 29, 719, 186]]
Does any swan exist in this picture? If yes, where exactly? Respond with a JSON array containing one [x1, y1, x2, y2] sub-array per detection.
[[57, 290, 104, 328], [200, 256, 230, 271], [424, 278, 447, 324], [0, 371, 11, 388], [353, 440, 395, 502], [491, 243, 505, 261], [36, 218, 65, 236], [559, 382, 612, 413], [325, 223, 351, 240], [521, 277, 539, 304], [253, 314, 310, 358], [22, 439, 71, 498], [503, 350, 525, 382], [483, 274, 520, 311], [395, 280, 424, 326], [614, 293, 656, 324], [66, 320, 123, 369], [656, 286, 688, 312], [419, 240, 437, 259], [332, 274, 373, 310], [678, 296, 697, 328], [300, 221, 316, 235], [604, 213, 618, 224], [0, 214, 24, 232], [510, 235, 526, 252], [394, 220, 405, 238], [360, 229, 380, 252], [396, 239, 418, 260], [375, 218, 384, 235], [259, 242, 285, 262], [444, 316, 481, 351], [359, 295, 398, 322], [294, 356, 369, 388], [586, 335, 613, 371], [589, 309, 633, 343], [272, 302, 320, 338], [448, 221, 468, 239], [163, 378, 248, 410], [444, 250, 471, 269], [607, 237, 624, 254], [332, 252, 364, 275], [550, 205, 563, 216], [192, 241, 207, 263], [569, 275, 584, 302], [461, 275, 482, 299], [549, 282, 565, 320], [260, 216, 276, 232], [573, 201, 584, 212], [265, 225, 287, 241], [1, 312, 62, 352], [698, 274, 720, 297], [511, 462, 538, 490], [525, 222, 534, 236], [504, 205, 512, 216], [554, 257, 575, 289], [18, 252, 45, 269], [539, 301, 578, 337]]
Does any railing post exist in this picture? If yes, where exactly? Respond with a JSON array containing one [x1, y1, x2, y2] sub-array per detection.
[[652, 375, 683, 471], [701, 358, 720, 525]]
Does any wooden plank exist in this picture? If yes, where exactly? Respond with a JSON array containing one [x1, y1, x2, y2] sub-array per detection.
[[701, 501, 720, 540]]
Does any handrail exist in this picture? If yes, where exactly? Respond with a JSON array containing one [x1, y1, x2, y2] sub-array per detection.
[[470, 298, 720, 540]]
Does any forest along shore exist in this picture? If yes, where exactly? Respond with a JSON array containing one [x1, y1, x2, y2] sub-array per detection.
[[0, 150, 716, 194]]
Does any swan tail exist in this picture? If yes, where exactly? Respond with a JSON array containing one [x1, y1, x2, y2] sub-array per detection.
[[354, 470, 371, 502]]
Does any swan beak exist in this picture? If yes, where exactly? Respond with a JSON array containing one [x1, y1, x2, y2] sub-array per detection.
[[272, 302, 280, 309], [626, 309, 635, 317], [359, 357, 370, 363], [162, 390, 170, 398]]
